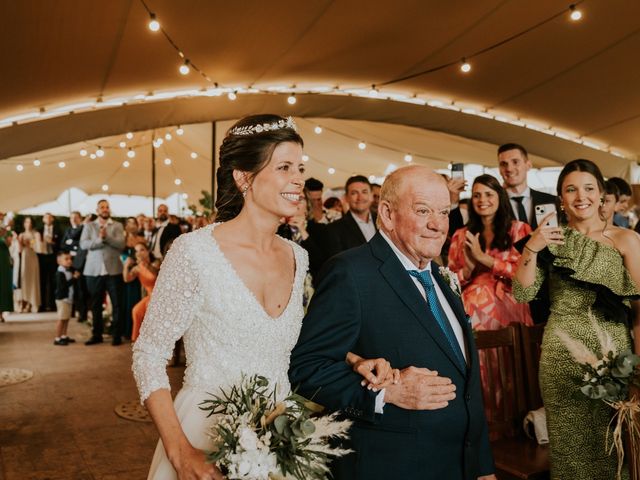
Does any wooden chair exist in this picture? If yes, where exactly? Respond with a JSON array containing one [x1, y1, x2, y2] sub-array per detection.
[[474, 324, 549, 480]]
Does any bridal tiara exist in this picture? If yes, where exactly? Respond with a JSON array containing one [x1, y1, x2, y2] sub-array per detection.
[[229, 116, 297, 136]]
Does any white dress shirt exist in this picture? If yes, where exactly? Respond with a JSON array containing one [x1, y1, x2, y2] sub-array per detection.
[[508, 187, 532, 224], [352, 211, 376, 241], [152, 220, 168, 259]]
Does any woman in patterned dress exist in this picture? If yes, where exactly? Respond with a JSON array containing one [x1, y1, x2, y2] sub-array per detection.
[[515, 159, 640, 479]]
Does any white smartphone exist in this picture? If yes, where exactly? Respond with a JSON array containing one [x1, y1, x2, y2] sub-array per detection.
[[451, 163, 464, 181], [534, 203, 558, 228]]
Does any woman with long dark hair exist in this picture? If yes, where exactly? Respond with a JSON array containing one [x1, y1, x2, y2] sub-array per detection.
[[448, 174, 533, 330], [515, 159, 640, 479], [133, 115, 391, 480]]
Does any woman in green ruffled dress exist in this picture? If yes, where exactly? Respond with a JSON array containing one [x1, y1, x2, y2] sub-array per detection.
[[514, 159, 640, 479]]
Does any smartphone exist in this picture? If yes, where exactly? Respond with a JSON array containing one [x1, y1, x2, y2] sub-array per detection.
[[451, 163, 465, 180], [535, 204, 558, 228]]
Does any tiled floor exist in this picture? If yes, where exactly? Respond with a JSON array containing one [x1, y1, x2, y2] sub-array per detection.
[[0, 316, 184, 480]]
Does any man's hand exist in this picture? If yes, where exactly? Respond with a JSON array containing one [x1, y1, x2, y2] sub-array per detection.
[[447, 177, 467, 204], [99, 226, 107, 239], [478, 475, 497, 480], [384, 366, 456, 410]]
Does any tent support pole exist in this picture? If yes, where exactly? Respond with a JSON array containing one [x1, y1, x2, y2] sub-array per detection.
[[152, 132, 156, 216], [211, 122, 216, 211]]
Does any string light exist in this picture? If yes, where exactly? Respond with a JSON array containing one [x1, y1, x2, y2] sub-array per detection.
[[228, 91, 237, 100], [126, 132, 133, 139], [569, 4, 582, 21], [176, 126, 184, 136], [179, 60, 190, 76], [302, 154, 309, 162], [314, 126, 322, 134], [182, 193, 188, 199], [190, 152, 197, 159], [96, 147, 105, 158], [79, 148, 88, 156], [58, 161, 66, 168], [165, 132, 172, 141], [368, 86, 379, 98], [460, 59, 471, 73], [328, 167, 336, 174], [174, 178, 182, 185], [153, 138, 164, 148], [122, 160, 130, 168], [287, 94, 297, 105], [148, 13, 160, 32], [102, 184, 109, 191], [90, 153, 96, 159], [16, 164, 24, 171], [404, 154, 413, 162], [358, 141, 367, 150], [119, 141, 127, 148], [33, 159, 40, 166], [127, 148, 136, 158], [164, 158, 172, 165]]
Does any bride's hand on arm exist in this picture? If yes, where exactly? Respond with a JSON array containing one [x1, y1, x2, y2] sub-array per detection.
[[346, 352, 400, 391], [144, 389, 224, 480]]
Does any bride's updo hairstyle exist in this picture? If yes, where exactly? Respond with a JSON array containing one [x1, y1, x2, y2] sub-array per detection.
[[556, 159, 605, 197], [215, 114, 304, 222]]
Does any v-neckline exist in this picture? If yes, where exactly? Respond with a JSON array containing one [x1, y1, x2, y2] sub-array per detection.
[[209, 224, 298, 321]]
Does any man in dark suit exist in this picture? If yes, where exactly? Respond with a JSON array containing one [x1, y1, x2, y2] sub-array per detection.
[[498, 143, 557, 324], [60, 211, 88, 321], [326, 175, 377, 258], [38, 212, 61, 311], [290, 166, 495, 480], [150, 204, 181, 260]]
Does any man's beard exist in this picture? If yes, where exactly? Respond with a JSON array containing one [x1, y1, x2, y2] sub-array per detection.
[[158, 214, 168, 222]]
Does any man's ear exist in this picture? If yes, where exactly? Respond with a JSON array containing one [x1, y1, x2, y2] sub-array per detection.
[[378, 200, 394, 231]]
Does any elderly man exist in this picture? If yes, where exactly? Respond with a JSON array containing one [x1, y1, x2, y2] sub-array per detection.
[[289, 166, 495, 480], [80, 200, 125, 345]]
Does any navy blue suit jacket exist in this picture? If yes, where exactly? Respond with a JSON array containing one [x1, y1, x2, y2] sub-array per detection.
[[289, 232, 494, 480]]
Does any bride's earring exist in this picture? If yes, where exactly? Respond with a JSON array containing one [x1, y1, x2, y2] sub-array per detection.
[[560, 204, 565, 212], [241, 184, 250, 197]]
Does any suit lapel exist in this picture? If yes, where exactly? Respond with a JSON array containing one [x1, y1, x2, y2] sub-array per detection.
[[345, 212, 366, 244], [370, 235, 466, 375]]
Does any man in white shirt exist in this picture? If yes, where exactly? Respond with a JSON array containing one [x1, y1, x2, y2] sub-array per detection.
[[326, 175, 377, 258], [290, 166, 495, 480]]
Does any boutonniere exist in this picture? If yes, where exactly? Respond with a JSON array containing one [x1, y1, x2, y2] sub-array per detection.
[[439, 266, 462, 297]]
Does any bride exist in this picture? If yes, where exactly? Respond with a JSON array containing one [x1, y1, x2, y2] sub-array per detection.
[[133, 114, 392, 480]]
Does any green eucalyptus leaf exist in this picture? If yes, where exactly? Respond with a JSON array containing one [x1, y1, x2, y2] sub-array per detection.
[[274, 415, 289, 434]]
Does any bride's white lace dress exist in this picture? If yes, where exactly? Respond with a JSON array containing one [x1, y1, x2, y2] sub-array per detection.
[[132, 224, 308, 480]]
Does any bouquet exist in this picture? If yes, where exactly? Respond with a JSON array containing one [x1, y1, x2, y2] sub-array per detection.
[[556, 312, 640, 480], [199, 374, 352, 480]]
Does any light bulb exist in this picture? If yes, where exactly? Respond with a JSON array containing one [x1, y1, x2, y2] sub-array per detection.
[[102, 184, 109, 192], [119, 141, 126, 148], [328, 167, 336, 175], [126, 132, 133, 140], [460, 60, 471, 73], [570, 5, 582, 21], [58, 161, 66, 168], [182, 193, 188, 199], [33, 159, 41, 166], [287, 95, 297, 105], [404, 154, 413, 162], [164, 158, 172, 165], [228, 91, 237, 100], [127, 149, 135, 158], [148, 14, 160, 32], [165, 133, 172, 141], [302, 154, 309, 162], [314, 126, 322, 134], [176, 127, 184, 136], [179, 62, 190, 75], [190, 152, 197, 159], [368, 175, 376, 183], [174, 178, 182, 185], [123, 161, 130, 168], [79, 148, 88, 157], [16, 164, 24, 171], [358, 142, 366, 150], [369, 87, 378, 98], [96, 147, 105, 158], [90, 153, 97, 159]]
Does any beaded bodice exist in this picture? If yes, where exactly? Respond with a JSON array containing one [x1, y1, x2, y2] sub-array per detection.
[[132, 224, 308, 402]]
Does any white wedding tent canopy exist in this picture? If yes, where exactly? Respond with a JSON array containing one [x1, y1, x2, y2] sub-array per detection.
[[1, 0, 639, 212]]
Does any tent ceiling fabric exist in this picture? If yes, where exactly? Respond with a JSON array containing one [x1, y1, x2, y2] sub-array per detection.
[[1, 1, 639, 171]]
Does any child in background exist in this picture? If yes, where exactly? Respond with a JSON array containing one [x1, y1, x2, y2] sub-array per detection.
[[54, 251, 79, 345]]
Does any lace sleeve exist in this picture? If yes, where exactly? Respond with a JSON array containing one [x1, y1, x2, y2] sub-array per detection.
[[132, 234, 201, 402]]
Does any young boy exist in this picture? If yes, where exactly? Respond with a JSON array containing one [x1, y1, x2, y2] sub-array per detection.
[[54, 251, 79, 345]]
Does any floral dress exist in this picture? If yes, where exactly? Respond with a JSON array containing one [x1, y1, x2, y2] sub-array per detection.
[[448, 220, 533, 330]]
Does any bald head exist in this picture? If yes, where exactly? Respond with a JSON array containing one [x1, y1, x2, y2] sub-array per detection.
[[378, 165, 450, 268]]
